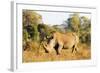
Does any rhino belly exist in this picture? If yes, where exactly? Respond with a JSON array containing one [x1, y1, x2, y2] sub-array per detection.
[[63, 41, 74, 49]]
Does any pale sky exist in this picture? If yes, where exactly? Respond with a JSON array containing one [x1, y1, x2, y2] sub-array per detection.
[[36, 11, 91, 26]]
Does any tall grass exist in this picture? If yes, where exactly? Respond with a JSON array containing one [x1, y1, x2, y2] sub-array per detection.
[[23, 42, 91, 63]]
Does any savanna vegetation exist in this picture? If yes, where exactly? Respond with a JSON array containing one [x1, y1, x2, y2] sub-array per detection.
[[22, 10, 91, 62]]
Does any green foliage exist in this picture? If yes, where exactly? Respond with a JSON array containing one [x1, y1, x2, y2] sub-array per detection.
[[24, 25, 39, 42], [23, 29, 29, 42], [66, 13, 91, 44], [79, 16, 91, 44], [38, 24, 56, 37], [68, 13, 80, 32], [23, 10, 42, 43], [32, 24, 39, 41], [23, 10, 42, 26], [53, 25, 64, 33]]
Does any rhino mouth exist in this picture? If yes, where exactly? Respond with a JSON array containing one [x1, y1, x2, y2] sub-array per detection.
[[43, 41, 60, 55]]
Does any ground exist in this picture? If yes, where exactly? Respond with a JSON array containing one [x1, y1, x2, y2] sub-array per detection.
[[22, 43, 91, 63]]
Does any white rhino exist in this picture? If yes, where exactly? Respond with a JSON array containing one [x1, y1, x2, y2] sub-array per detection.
[[43, 31, 79, 55]]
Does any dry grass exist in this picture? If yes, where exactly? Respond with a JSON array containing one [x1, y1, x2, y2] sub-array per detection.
[[23, 43, 91, 63]]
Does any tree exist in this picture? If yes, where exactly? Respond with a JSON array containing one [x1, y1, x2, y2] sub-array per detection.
[[80, 16, 91, 29], [32, 24, 39, 42], [23, 10, 42, 26], [23, 29, 29, 42], [23, 10, 43, 42], [79, 16, 91, 44], [69, 13, 80, 32], [65, 13, 91, 44]]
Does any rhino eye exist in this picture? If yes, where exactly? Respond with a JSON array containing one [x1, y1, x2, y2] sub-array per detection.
[[50, 36, 53, 39]]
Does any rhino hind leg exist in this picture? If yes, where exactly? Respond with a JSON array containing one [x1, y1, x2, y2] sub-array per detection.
[[72, 45, 75, 53], [72, 44, 78, 53]]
